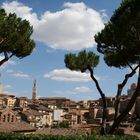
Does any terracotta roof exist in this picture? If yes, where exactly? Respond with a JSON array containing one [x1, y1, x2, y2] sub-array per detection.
[[18, 97, 28, 100], [72, 123, 100, 128], [0, 108, 17, 115], [0, 122, 36, 132], [0, 94, 7, 97], [22, 109, 43, 116], [36, 128, 90, 136], [35, 105, 51, 112]]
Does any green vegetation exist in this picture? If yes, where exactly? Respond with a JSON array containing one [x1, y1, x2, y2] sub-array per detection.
[[134, 125, 140, 132], [59, 121, 69, 128], [134, 121, 140, 132], [51, 121, 69, 128], [0, 132, 139, 140], [0, 9, 35, 66]]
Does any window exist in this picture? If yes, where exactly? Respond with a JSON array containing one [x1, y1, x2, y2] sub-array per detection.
[[3, 115, 6, 122], [7, 114, 10, 122], [11, 115, 14, 122]]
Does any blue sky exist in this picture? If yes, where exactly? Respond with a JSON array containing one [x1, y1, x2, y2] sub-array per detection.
[[0, 0, 138, 101]]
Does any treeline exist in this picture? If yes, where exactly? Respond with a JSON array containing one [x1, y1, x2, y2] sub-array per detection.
[[0, 132, 139, 140]]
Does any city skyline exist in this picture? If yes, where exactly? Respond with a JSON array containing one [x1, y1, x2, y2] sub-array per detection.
[[0, 0, 138, 101]]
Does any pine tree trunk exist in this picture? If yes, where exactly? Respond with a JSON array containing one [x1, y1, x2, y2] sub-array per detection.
[[88, 67, 107, 135]]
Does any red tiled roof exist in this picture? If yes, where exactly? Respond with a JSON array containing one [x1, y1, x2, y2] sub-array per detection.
[[22, 109, 43, 116], [0, 122, 36, 132], [72, 123, 100, 128]]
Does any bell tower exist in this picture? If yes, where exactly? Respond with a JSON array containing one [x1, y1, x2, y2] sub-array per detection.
[[32, 80, 37, 101]]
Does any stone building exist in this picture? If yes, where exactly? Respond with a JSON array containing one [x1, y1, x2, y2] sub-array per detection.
[[15, 97, 30, 108], [20, 109, 49, 128], [127, 83, 137, 97], [99, 97, 115, 107], [0, 108, 20, 123], [119, 96, 135, 116], [4, 95, 16, 108], [39, 97, 71, 108]]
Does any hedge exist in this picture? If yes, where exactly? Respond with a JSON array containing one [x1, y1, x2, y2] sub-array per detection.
[[0, 132, 139, 140]]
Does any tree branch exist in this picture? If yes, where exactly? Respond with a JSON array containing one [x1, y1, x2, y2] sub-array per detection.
[[0, 38, 4, 44], [114, 64, 139, 119], [0, 52, 14, 66], [87, 66, 107, 134], [109, 64, 140, 134], [127, 62, 134, 71]]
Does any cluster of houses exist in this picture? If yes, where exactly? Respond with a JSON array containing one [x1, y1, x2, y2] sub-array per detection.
[[0, 81, 140, 134]]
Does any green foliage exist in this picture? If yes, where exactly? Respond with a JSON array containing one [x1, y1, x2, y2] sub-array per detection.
[[86, 119, 96, 124], [0, 132, 139, 140], [51, 121, 69, 128], [95, 0, 140, 68], [0, 9, 35, 62], [59, 121, 69, 128], [134, 123, 140, 132], [65, 50, 99, 72]]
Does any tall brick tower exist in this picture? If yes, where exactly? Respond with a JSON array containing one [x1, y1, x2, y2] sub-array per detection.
[[32, 80, 37, 101]]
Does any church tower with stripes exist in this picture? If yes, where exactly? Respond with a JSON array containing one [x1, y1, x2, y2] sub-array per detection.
[[32, 80, 37, 101]]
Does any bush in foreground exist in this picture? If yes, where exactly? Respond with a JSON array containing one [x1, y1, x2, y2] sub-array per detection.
[[0, 132, 139, 140]]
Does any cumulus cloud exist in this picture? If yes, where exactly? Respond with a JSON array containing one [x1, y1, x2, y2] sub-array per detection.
[[2, 1, 39, 28], [2, 1, 105, 50], [44, 68, 90, 81], [44, 68, 100, 82]]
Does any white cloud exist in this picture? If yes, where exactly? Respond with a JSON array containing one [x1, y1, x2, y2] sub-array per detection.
[[2, 1, 105, 50], [52, 85, 92, 96], [44, 68, 90, 82], [5, 69, 31, 79], [11, 72, 31, 79], [2, 1, 39, 28], [6, 69, 14, 73], [4, 84, 12, 89], [74, 86, 92, 93], [44, 68, 100, 82], [99, 9, 108, 22]]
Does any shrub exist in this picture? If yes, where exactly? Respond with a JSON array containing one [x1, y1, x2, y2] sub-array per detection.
[[59, 121, 69, 128], [134, 124, 140, 132], [0, 132, 139, 140]]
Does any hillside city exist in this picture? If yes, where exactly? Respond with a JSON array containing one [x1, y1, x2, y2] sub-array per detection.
[[0, 0, 139, 139], [0, 80, 139, 135]]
